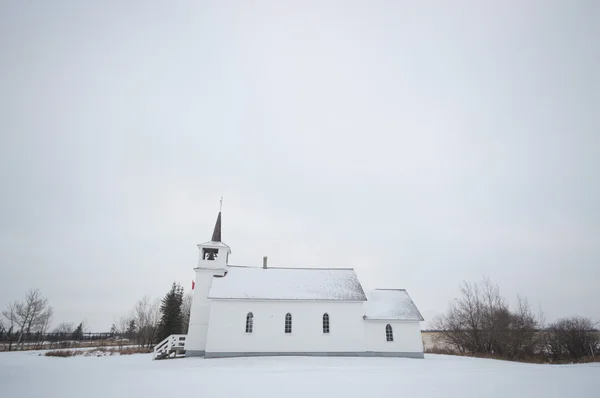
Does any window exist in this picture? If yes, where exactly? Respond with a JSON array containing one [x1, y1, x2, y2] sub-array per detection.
[[245, 312, 253, 333], [285, 313, 292, 333], [323, 313, 330, 334], [386, 324, 393, 342]]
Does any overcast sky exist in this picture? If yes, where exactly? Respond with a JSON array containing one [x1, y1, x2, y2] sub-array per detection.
[[1, 1, 598, 331]]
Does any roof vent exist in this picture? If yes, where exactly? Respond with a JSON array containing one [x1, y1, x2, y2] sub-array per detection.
[[263, 256, 268, 269]]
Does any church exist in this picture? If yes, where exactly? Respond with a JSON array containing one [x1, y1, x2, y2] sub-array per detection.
[[183, 210, 425, 359]]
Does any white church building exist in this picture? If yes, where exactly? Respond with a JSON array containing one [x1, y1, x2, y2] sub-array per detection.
[[180, 211, 424, 359]]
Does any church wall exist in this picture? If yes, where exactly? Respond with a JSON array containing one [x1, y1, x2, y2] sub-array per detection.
[[185, 269, 222, 355], [205, 300, 366, 354], [364, 320, 423, 355]]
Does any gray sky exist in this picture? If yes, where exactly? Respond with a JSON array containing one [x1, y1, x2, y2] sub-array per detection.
[[1, 1, 599, 331]]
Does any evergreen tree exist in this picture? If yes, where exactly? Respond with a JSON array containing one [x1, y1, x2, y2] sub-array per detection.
[[126, 319, 136, 340], [157, 282, 184, 341], [72, 322, 84, 341], [109, 323, 117, 336]]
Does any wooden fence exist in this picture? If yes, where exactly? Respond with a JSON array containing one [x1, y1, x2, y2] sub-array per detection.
[[0, 332, 133, 352]]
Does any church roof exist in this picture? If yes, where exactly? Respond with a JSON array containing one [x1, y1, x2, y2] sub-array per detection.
[[208, 266, 367, 301], [364, 289, 424, 321]]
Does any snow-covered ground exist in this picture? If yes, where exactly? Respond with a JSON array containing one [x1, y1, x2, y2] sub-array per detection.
[[1, 351, 598, 398]]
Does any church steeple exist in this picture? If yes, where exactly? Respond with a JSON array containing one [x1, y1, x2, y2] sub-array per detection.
[[196, 199, 230, 268], [211, 212, 222, 242], [189, 202, 230, 357]]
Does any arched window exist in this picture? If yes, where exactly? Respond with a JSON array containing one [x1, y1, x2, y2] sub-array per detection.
[[386, 324, 393, 342], [245, 312, 253, 333], [285, 313, 292, 333], [322, 313, 330, 334]]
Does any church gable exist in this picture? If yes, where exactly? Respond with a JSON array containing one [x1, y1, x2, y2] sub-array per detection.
[[207, 266, 367, 301]]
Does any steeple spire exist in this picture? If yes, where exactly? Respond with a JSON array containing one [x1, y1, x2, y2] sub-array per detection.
[[211, 212, 222, 242], [211, 198, 222, 242]]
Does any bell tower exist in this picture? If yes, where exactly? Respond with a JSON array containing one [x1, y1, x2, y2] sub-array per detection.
[[186, 207, 231, 357], [196, 211, 230, 272]]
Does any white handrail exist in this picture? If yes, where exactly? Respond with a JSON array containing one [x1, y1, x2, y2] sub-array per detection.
[[153, 334, 187, 360]]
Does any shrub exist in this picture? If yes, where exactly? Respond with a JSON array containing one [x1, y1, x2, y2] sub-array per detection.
[[424, 345, 457, 355], [118, 347, 151, 355], [546, 317, 599, 361], [432, 278, 541, 360], [45, 350, 78, 357], [43, 346, 150, 357]]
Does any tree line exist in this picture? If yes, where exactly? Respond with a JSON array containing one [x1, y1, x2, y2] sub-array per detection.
[[433, 277, 599, 362], [109, 282, 193, 348], [1, 282, 192, 351]]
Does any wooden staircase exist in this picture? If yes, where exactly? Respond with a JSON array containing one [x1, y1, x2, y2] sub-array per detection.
[[153, 334, 187, 360]]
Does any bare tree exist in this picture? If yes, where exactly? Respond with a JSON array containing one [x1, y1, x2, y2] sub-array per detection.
[[112, 314, 133, 348], [134, 296, 155, 347], [35, 306, 54, 348], [2, 302, 17, 332], [39, 307, 53, 335], [503, 296, 537, 358], [53, 322, 74, 334], [0, 320, 7, 351], [1, 303, 17, 351], [115, 315, 133, 336], [2, 289, 53, 349], [181, 293, 193, 334], [116, 296, 162, 348], [433, 277, 540, 360], [148, 298, 161, 347], [547, 317, 599, 361]]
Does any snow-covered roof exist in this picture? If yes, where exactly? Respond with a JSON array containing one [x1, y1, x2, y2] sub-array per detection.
[[364, 289, 424, 321], [208, 266, 367, 301], [197, 240, 231, 250]]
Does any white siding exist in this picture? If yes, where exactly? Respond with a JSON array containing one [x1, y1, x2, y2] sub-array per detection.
[[365, 320, 423, 353], [186, 240, 229, 354], [205, 300, 366, 354], [185, 269, 222, 353]]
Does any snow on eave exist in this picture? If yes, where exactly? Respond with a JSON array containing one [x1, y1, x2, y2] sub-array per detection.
[[227, 265, 357, 271], [363, 316, 425, 322], [362, 314, 424, 322], [208, 297, 366, 302], [197, 240, 231, 249]]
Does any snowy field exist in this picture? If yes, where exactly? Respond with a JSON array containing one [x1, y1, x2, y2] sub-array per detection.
[[1, 351, 599, 398]]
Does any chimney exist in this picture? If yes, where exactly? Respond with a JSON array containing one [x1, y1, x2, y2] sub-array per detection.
[[263, 256, 268, 269]]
